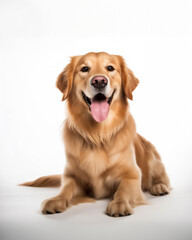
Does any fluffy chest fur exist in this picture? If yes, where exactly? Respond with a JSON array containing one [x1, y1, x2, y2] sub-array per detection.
[[63, 118, 140, 199]]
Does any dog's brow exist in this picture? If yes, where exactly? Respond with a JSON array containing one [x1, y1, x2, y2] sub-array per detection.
[[81, 60, 92, 66]]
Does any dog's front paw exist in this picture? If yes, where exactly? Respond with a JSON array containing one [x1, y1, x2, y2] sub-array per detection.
[[106, 200, 134, 217], [150, 183, 169, 196], [41, 197, 70, 214]]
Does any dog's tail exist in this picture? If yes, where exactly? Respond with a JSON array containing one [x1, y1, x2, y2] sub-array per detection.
[[19, 174, 61, 187]]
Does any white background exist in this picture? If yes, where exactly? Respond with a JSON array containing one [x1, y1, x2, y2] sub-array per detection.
[[0, 0, 192, 240]]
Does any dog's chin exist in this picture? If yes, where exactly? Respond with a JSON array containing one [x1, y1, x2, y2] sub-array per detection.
[[81, 90, 115, 123]]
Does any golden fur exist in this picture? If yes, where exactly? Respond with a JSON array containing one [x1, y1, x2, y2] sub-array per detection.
[[21, 52, 171, 217]]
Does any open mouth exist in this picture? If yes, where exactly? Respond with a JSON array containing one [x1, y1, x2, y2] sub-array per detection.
[[82, 90, 115, 122]]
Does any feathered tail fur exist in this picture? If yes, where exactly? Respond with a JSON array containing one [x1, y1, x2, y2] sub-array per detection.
[[19, 174, 61, 187]]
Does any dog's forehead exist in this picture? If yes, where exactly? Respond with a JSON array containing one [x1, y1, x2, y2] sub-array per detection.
[[77, 52, 118, 66]]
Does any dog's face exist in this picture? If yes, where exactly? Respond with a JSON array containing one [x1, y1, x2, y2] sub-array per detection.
[[56, 52, 139, 123]]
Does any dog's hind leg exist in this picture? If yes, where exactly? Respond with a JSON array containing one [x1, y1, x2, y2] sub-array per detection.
[[135, 134, 171, 196], [149, 157, 171, 196]]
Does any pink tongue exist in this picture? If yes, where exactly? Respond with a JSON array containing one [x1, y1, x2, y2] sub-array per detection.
[[90, 101, 109, 122]]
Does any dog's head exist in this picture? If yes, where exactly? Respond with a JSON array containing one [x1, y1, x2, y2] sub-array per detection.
[[56, 52, 139, 123]]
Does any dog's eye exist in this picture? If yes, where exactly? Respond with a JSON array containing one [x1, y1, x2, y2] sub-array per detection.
[[107, 66, 114, 71], [81, 66, 90, 72]]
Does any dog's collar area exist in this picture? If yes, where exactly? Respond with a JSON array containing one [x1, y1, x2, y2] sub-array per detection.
[[81, 90, 115, 109]]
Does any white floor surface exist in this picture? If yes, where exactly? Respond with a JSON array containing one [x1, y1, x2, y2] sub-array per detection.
[[0, 183, 192, 240]]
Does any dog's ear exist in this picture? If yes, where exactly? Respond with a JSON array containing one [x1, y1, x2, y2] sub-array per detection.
[[117, 55, 139, 100], [56, 60, 74, 101], [56, 56, 81, 101]]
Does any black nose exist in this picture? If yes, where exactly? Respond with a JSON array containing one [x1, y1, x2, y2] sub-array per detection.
[[91, 75, 108, 89]]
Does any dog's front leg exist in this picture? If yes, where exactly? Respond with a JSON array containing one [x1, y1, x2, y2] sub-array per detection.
[[41, 176, 81, 214], [106, 177, 145, 217]]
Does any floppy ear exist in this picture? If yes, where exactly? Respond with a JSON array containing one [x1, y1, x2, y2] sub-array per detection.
[[117, 55, 139, 100], [56, 59, 74, 101]]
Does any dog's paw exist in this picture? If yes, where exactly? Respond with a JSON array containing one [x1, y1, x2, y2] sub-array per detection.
[[106, 200, 134, 217], [150, 183, 169, 196], [41, 197, 70, 214]]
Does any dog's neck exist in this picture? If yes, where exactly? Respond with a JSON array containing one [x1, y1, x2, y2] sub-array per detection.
[[65, 98, 131, 147]]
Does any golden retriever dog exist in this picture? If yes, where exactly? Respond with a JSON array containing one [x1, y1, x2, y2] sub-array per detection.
[[21, 52, 171, 217]]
